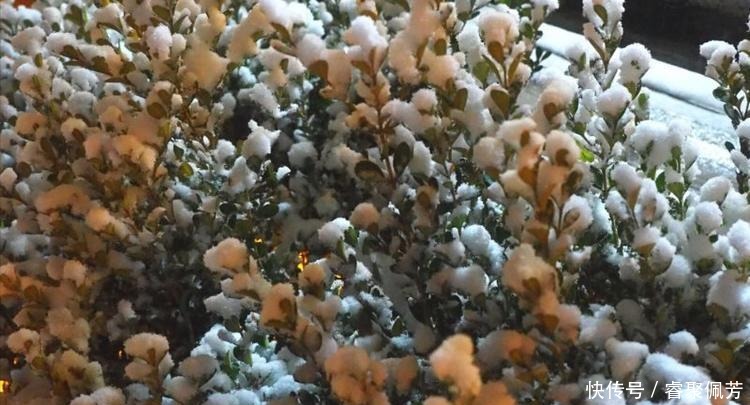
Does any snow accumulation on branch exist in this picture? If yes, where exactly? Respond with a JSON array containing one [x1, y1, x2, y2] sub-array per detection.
[[538, 23, 722, 113]]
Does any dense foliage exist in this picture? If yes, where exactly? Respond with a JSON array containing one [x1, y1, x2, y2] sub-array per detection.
[[1, 0, 750, 403]]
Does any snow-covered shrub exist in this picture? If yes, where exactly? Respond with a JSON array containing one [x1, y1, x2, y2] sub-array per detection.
[[0, 0, 280, 401], [3, 0, 750, 403], [702, 21, 750, 194]]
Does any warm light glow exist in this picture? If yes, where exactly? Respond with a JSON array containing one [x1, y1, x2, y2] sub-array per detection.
[[254, 237, 263, 244], [0, 379, 9, 394], [11, 357, 19, 366], [296, 248, 309, 272], [117, 349, 125, 359]]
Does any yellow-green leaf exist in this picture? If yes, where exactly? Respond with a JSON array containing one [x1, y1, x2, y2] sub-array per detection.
[[593, 4, 608, 26], [454, 88, 468, 110], [487, 41, 505, 63], [308, 60, 328, 81], [490, 88, 510, 116]]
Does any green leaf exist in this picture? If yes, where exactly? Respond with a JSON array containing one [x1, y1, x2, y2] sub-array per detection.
[[157, 89, 171, 105], [350, 59, 372, 77], [226, 316, 242, 333], [449, 214, 467, 229], [40, 137, 55, 157], [31, 75, 43, 91], [593, 4, 608, 26], [579, 145, 595, 163], [507, 52, 523, 82], [487, 41, 505, 63], [355, 160, 385, 182], [222, 351, 241, 380], [159, 120, 172, 139], [152, 5, 172, 23], [391, 0, 409, 11], [393, 142, 412, 176], [473, 60, 491, 84], [434, 38, 447, 56], [707, 303, 729, 322], [667, 182, 684, 198], [655, 171, 666, 192], [98, 21, 122, 33], [257, 202, 279, 218], [713, 87, 728, 102], [91, 56, 110, 74], [120, 61, 136, 75], [344, 226, 358, 246], [624, 82, 638, 98], [61, 45, 80, 60], [490, 88, 510, 116], [174, 14, 190, 31], [178, 162, 193, 179], [390, 316, 406, 335], [147, 103, 167, 119], [638, 92, 649, 108], [670, 146, 682, 166], [302, 326, 322, 351], [453, 88, 468, 110], [279, 297, 295, 320], [65, 5, 84, 26], [724, 103, 741, 126], [543, 102, 559, 121], [233, 346, 253, 366], [271, 22, 292, 43], [308, 60, 328, 81], [219, 202, 236, 215], [712, 347, 734, 368]]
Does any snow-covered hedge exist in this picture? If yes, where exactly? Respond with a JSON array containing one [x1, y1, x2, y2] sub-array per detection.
[[1, 0, 750, 403]]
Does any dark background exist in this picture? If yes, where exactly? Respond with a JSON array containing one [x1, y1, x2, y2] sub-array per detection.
[[548, 0, 749, 72]]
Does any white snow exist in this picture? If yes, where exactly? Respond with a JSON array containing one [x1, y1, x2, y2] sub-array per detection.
[[707, 270, 750, 317], [429, 334, 482, 398], [350, 203, 380, 230], [579, 305, 619, 348], [605, 338, 650, 382], [243, 120, 280, 158], [728, 220, 750, 261], [664, 330, 699, 360], [618, 43, 651, 84], [203, 238, 248, 275], [184, 38, 229, 91], [318, 218, 351, 248], [287, 141, 317, 168], [478, 329, 536, 369], [597, 84, 631, 118], [145, 25, 173, 60]]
